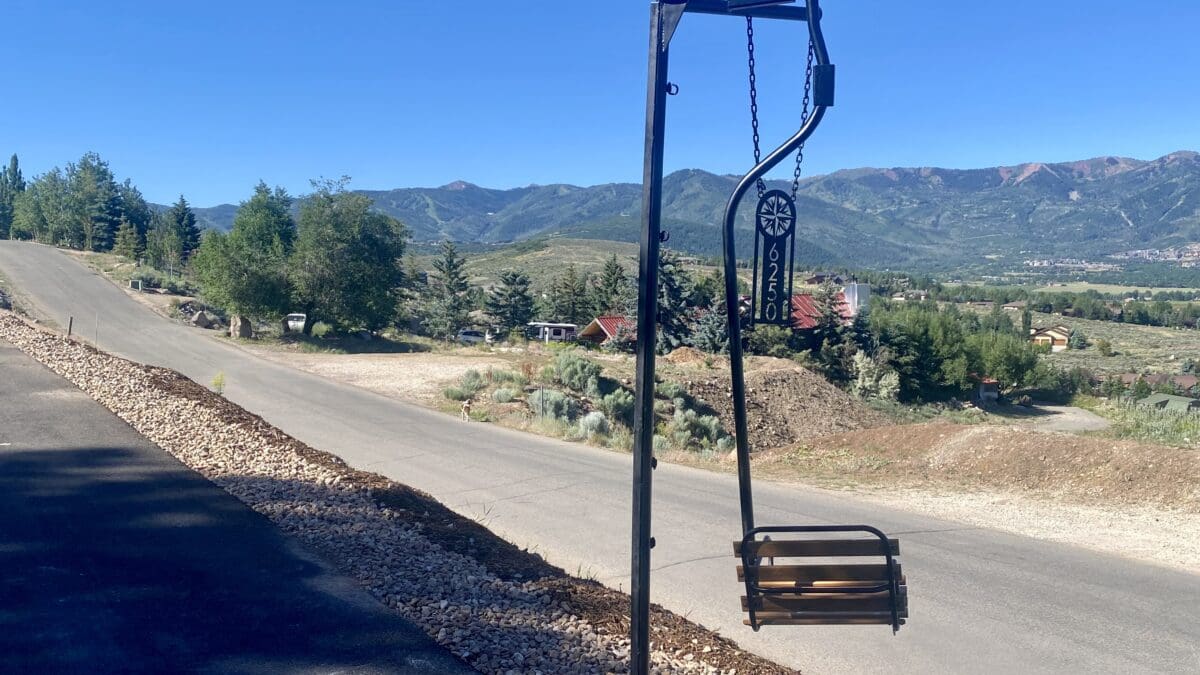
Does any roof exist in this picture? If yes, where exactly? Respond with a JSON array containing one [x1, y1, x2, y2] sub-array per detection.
[[1002, 300, 1028, 308], [579, 315, 636, 342], [527, 322, 577, 329], [1138, 393, 1200, 408], [790, 292, 853, 330]]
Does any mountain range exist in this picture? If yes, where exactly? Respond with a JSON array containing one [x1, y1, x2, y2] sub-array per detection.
[[178, 151, 1200, 269]]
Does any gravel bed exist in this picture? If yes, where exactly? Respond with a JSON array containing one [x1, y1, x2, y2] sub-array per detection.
[[0, 313, 790, 675]]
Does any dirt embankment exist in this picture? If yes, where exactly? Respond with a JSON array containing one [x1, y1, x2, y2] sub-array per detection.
[[677, 355, 891, 451], [765, 421, 1200, 513]]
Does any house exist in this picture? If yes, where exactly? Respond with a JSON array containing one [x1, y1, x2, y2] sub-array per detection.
[[805, 271, 844, 286], [578, 315, 635, 346], [1030, 325, 1071, 351], [1119, 373, 1199, 391], [790, 292, 856, 330], [967, 301, 995, 310], [1137, 393, 1200, 413], [526, 321, 577, 343], [1002, 300, 1028, 311]]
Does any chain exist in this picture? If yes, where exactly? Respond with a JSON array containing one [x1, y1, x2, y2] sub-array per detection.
[[746, 17, 765, 198], [791, 39, 815, 199], [746, 17, 815, 202]]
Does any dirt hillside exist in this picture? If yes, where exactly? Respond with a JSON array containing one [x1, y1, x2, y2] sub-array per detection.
[[762, 422, 1200, 512], [675, 356, 891, 451]]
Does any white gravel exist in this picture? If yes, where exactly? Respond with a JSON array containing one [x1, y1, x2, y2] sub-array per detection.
[[1, 314, 750, 674]]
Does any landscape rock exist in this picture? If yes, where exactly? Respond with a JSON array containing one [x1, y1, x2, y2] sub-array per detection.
[[229, 315, 252, 338], [192, 311, 212, 329]]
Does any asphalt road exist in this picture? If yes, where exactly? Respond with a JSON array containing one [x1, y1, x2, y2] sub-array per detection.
[[2, 241, 1197, 674], [0, 338, 468, 674]]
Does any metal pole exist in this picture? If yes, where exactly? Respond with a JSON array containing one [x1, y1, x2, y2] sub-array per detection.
[[67, 316, 73, 338], [631, 2, 680, 672]]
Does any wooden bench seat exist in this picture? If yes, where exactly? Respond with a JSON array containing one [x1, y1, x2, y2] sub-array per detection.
[[735, 526, 907, 632]]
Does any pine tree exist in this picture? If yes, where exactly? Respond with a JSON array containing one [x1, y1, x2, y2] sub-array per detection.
[[1021, 307, 1032, 335], [548, 264, 591, 325], [692, 302, 729, 354], [589, 253, 631, 315], [166, 195, 201, 260], [485, 270, 535, 335], [655, 249, 692, 354], [68, 153, 122, 251], [424, 241, 471, 338], [113, 219, 142, 260], [0, 154, 25, 239]]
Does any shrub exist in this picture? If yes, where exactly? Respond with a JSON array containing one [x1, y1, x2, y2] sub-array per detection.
[[576, 411, 610, 440], [746, 325, 795, 358], [655, 379, 686, 400], [459, 369, 485, 392], [716, 436, 735, 452], [443, 386, 474, 401], [652, 435, 668, 453], [607, 426, 634, 451], [600, 388, 635, 426], [665, 407, 728, 452], [492, 387, 517, 403], [527, 388, 580, 422], [553, 350, 603, 392], [210, 371, 226, 395], [1096, 338, 1114, 357], [492, 369, 529, 386]]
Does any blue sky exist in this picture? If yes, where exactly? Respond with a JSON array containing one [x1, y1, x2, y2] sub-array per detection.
[[3, 1, 1198, 206]]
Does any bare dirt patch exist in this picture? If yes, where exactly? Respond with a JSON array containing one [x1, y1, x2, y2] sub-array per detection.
[[679, 358, 891, 450], [765, 421, 1199, 512], [246, 348, 513, 405]]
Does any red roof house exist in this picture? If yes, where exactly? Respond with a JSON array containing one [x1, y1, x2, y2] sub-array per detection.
[[578, 315, 636, 345], [789, 292, 855, 330]]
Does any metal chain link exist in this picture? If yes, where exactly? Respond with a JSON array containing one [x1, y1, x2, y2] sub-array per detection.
[[746, 17, 815, 202], [746, 17, 765, 198]]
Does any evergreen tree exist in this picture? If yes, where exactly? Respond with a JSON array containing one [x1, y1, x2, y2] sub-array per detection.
[[485, 270, 535, 335], [589, 253, 631, 315], [655, 249, 692, 353], [0, 154, 25, 239], [548, 264, 591, 325], [692, 302, 729, 354], [1021, 307, 1033, 335], [166, 195, 201, 259], [1068, 327, 1088, 350], [423, 241, 471, 338], [67, 152, 122, 251], [117, 179, 153, 243], [113, 219, 142, 260]]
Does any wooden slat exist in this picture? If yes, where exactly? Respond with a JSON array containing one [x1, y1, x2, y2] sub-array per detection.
[[733, 538, 899, 558], [743, 589, 905, 614], [747, 613, 907, 626], [737, 563, 903, 584]]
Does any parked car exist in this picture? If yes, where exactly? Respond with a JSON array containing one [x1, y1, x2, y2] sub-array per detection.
[[457, 329, 487, 344], [285, 313, 307, 332]]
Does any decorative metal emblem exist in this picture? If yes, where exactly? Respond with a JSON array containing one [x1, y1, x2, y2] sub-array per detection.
[[751, 189, 797, 326]]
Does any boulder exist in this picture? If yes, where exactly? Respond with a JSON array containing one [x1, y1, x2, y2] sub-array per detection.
[[192, 311, 212, 329], [229, 315, 252, 339]]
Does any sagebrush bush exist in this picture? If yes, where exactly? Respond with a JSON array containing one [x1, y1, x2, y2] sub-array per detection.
[[600, 388, 635, 426], [492, 369, 529, 386], [554, 350, 603, 392], [576, 411, 610, 440], [492, 387, 517, 403], [608, 426, 634, 451], [527, 388, 580, 422], [665, 407, 728, 452], [655, 379, 686, 400], [443, 386, 474, 401], [459, 369, 484, 392]]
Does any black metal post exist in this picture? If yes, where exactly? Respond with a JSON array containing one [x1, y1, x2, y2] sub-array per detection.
[[722, 0, 831, 536], [631, 3, 678, 673]]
